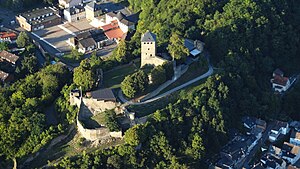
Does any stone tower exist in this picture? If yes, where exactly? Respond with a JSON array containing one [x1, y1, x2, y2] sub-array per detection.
[[141, 30, 157, 67]]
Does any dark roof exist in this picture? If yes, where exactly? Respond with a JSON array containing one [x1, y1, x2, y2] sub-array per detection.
[[79, 37, 96, 48], [107, 11, 134, 26], [66, 4, 85, 15], [0, 50, 19, 64], [90, 30, 107, 42], [86, 1, 103, 12], [20, 7, 59, 24], [77, 29, 107, 45], [0, 70, 9, 81], [141, 30, 156, 42], [77, 31, 92, 40], [184, 39, 196, 51], [273, 68, 284, 77], [90, 88, 116, 101]]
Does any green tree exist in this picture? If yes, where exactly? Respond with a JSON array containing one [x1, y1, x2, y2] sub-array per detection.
[[107, 154, 122, 169], [73, 59, 96, 91], [121, 70, 148, 98], [16, 32, 30, 48], [124, 124, 146, 146], [168, 31, 189, 62], [151, 65, 166, 86], [0, 42, 9, 51], [114, 40, 129, 63]]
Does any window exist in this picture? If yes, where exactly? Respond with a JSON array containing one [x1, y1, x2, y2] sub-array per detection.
[[148, 48, 150, 50], [150, 42, 152, 44], [146, 53, 147, 55], [150, 54, 152, 56], [144, 42, 146, 44]]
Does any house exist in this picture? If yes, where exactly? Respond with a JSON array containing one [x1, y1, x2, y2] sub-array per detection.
[[0, 50, 20, 65], [281, 142, 300, 165], [59, 0, 91, 8], [0, 32, 17, 43], [140, 30, 168, 67], [290, 130, 300, 146], [69, 29, 111, 53], [184, 39, 205, 57], [0, 70, 14, 84], [85, 1, 105, 21], [215, 135, 256, 169], [242, 116, 267, 137], [16, 7, 61, 31], [105, 11, 136, 33], [63, 4, 86, 22], [260, 153, 286, 169], [271, 69, 292, 93], [269, 121, 290, 142]]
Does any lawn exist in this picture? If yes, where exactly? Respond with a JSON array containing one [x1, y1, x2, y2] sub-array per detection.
[[103, 59, 140, 89]]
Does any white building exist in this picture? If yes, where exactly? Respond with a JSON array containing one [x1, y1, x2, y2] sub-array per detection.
[[59, 0, 82, 8], [105, 11, 135, 33], [269, 121, 290, 142], [271, 69, 292, 93], [290, 130, 300, 146]]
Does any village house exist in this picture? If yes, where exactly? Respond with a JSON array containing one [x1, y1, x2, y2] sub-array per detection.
[[271, 68, 294, 93], [0, 32, 17, 43], [242, 116, 267, 137], [184, 39, 205, 57], [69, 29, 111, 53], [16, 7, 61, 31], [63, 4, 86, 22], [0, 70, 13, 84], [140, 30, 168, 67], [259, 153, 287, 169], [269, 121, 290, 142], [85, 1, 105, 21], [0, 50, 20, 66], [290, 130, 300, 146], [59, 0, 92, 8]]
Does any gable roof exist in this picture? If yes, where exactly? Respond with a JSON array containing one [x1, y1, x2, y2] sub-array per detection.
[[141, 30, 156, 42], [0, 50, 20, 64], [0, 70, 9, 81], [106, 11, 135, 26], [79, 37, 96, 48], [273, 68, 284, 77], [272, 75, 289, 86], [90, 88, 116, 102]]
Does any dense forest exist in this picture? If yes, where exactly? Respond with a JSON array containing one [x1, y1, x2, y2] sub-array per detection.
[[52, 0, 300, 168]]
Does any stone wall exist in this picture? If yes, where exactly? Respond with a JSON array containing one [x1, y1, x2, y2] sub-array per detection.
[[141, 56, 167, 68], [82, 98, 118, 115]]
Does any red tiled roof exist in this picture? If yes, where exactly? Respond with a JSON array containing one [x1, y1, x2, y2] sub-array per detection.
[[272, 75, 289, 86], [0, 32, 17, 39], [104, 28, 125, 40], [101, 20, 119, 31]]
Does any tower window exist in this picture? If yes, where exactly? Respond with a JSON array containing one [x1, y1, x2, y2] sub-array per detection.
[[148, 48, 150, 50], [150, 42, 152, 44], [144, 42, 146, 44], [150, 54, 152, 56]]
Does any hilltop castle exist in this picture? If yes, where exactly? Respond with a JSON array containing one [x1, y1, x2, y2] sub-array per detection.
[[140, 30, 167, 67]]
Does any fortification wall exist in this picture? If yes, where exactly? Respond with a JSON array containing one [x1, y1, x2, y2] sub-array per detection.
[[82, 98, 118, 115], [141, 56, 167, 67], [75, 98, 122, 141]]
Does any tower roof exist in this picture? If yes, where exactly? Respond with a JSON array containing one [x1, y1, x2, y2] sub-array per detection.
[[141, 30, 156, 42]]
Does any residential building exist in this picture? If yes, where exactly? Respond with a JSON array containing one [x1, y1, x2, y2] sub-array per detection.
[[215, 135, 257, 169], [140, 30, 168, 67], [59, 0, 90, 8], [0, 70, 13, 84], [64, 4, 86, 22], [269, 121, 290, 142], [259, 153, 286, 169], [242, 116, 267, 137], [184, 39, 205, 57], [281, 142, 300, 165], [290, 130, 300, 146], [69, 29, 111, 53], [0, 32, 17, 43], [85, 1, 105, 21], [0, 50, 20, 65], [16, 7, 61, 31], [271, 68, 292, 93], [105, 11, 135, 33]]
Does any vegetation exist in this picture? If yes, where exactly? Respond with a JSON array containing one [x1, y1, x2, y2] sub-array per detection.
[[73, 59, 97, 92], [0, 42, 9, 51], [168, 31, 189, 63], [0, 64, 71, 167], [104, 110, 120, 132], [121, 70, 149, 98], [62, 48, 84, 63], [150, 65, 166, 86], [16, 32, 30, 48]]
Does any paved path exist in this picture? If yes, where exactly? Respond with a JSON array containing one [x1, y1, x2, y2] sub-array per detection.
[[118, 51, 214, 105]]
